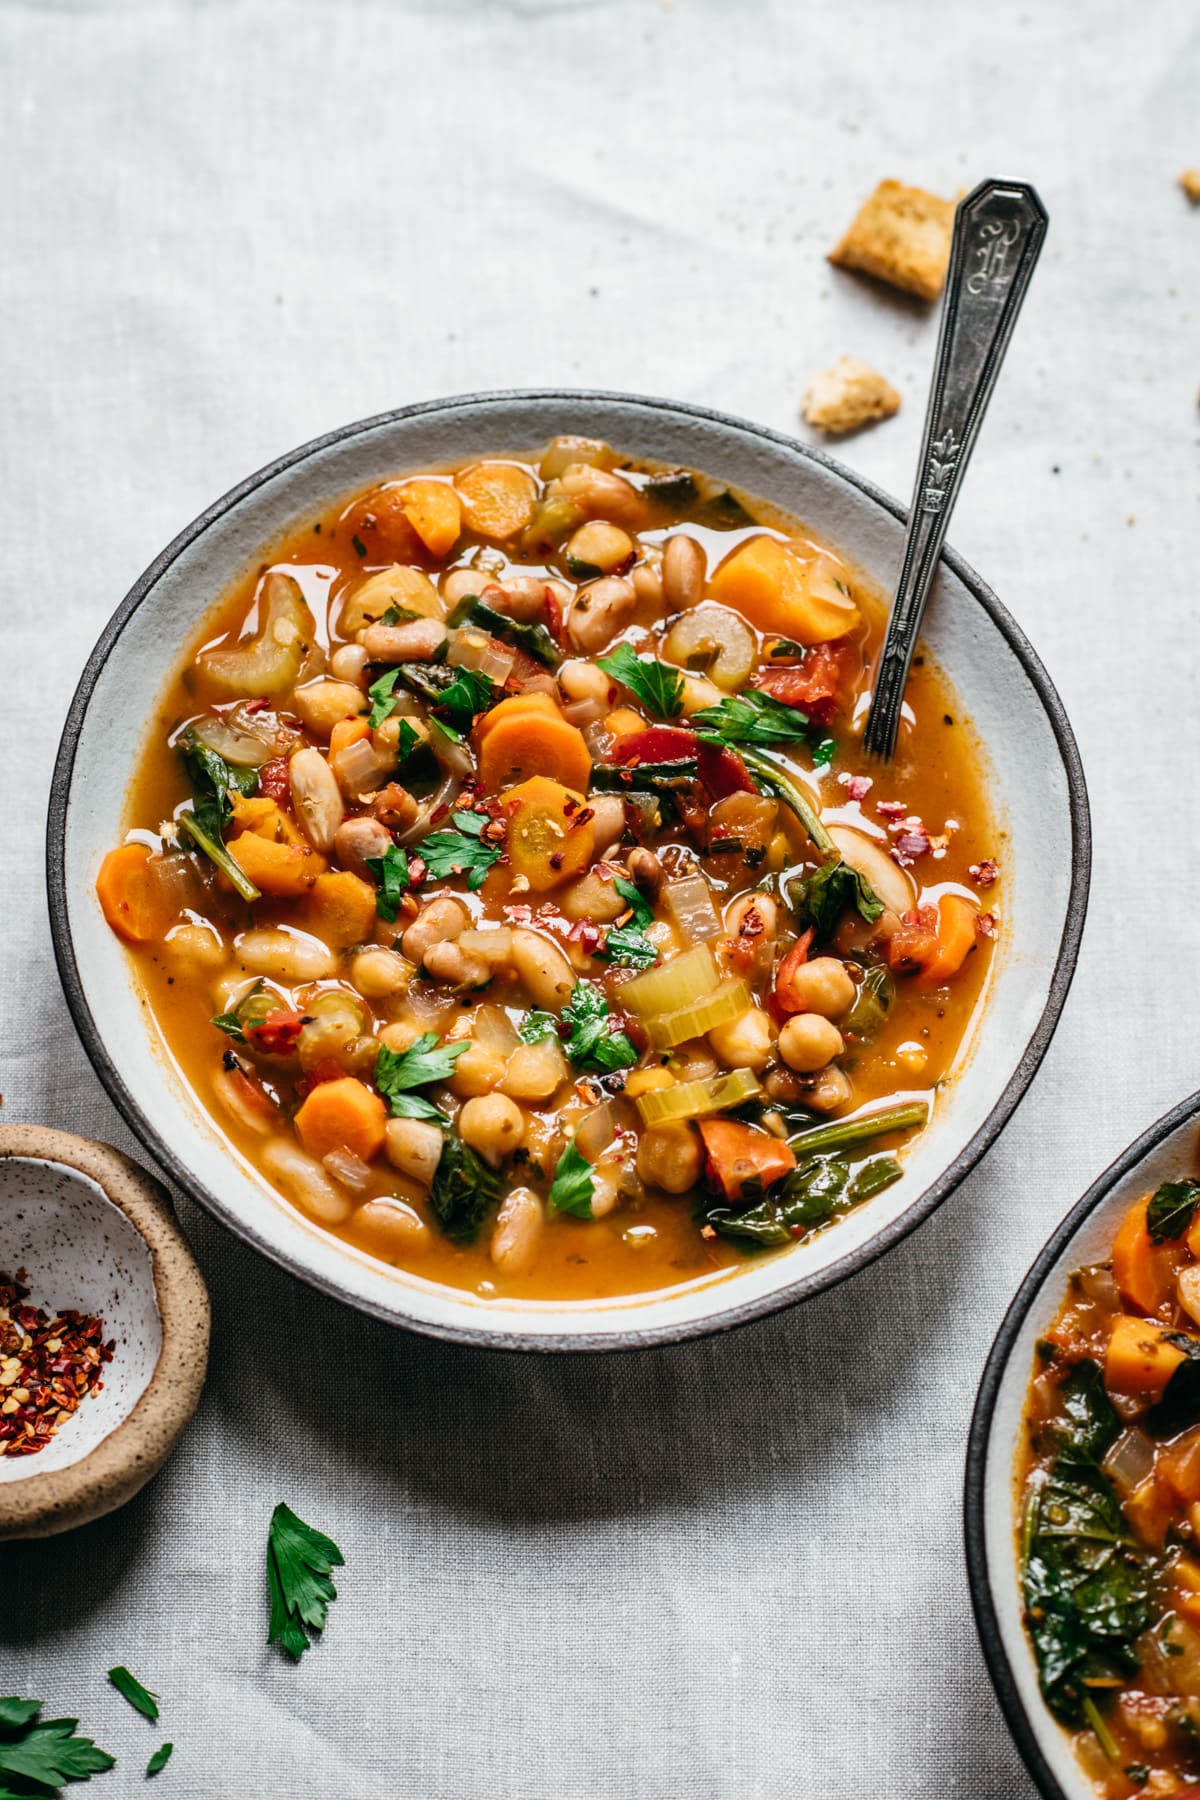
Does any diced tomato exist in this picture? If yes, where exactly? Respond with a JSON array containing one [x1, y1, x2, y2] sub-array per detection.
[[698, 1118, 796, 1206], [771, 930, 815, 1015], [882, 906, 940, 973], [697, 741, 756, 798], [245, 1009, 308, 1057], [753, 642, 849, 724], [257, 757, 290, 803], [615, 726, 697, 766]]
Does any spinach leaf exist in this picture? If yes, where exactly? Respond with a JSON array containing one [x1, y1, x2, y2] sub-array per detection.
[[179, 728, 259, 842], [1148, 1331, 1200, 1436], [365, 843, 410, 921], [598, 925, 659, 970], [429, 1133, 503, 1242], [693, 689, 812, 746], [1054, 1361, 1120, 1466], [1147, 1180, 1200, 1244], [445, 594, 562, 669], [700, 1153, 900, 1246], [789, 858, 884, 938], [642, 468, 698, 509]]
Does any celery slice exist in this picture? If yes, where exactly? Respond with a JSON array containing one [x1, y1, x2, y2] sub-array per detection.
[[635, 1067, 762, 1125], [619, 943, 718, 1018], [644, 979, 752, 1051]]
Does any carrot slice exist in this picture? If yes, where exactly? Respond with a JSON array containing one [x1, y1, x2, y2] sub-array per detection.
[[295, 1077, 387, 1163], [709, 535, 861, 644], [697, 1117, 796, 1206], [917, 895, 980, 986], [478, 699, 592, 792], [396, 479, 462, 559], [305, 870, 377, 949], [455, 462, 539, 540], [342, 487, 423, 563], [503, 776, 594, 890], [1106, 1314, 1189, 1407], [474, 692, 562, 743], [96, 844, 177, 944]]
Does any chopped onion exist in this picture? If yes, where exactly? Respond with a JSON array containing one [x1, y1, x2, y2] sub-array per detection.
[[1101, 1427, 1157, 1499], [584, 719, 619, 759], [331, 736, 394, 798], [805, 554, 859, 620], [635, 1068, 762, 1126], [645, 978, 753, 1051], [447, 627, 494, 672], [189, 710, 278, 768], [151, 852, 203, 916], [621, 943, 719, 1018], [575, 1103, 618, 1163], [403, 983, 459, 1027], [469, 1001, 520, 1054], [517, 669, 559, 699], [322, 1148, 375, 1194], [429, 723, 473, 781], [562, 696, 609, 729], [663, 873, 723, 942], [1077, 1262, 1120, 1309]]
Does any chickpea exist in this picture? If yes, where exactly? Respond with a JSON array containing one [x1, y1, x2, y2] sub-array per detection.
[[291, 678, 367, 740], [510, 929, 575, 1012], [500, 1038, 569, 1102], [384, 1117, 444, 1187], [235, 927, 337, 983], [566, 520, 635, 575], [354, 1196, 431, 1259], [782, 956, 856, 1021], [559, 658, 615, 708], [379, 1020, 425, 1055], [449, 1041, 508, 1098], [350, 946, 411, 999], [329, 643, 369, 684], [490, 1187, 544, 1275], [636, 1122, 703, 1195], [589, 1162, 621, 1218], [459, 1094, 526, 1168], [164, 922, 227, 975], [289, 746, 345, 851], [778, 1014, 844, 1073], [558, 871, 627, 924], [662, 534, 707, 611], [422, 939, 491, 988], [708, 1006, 775, 1072], [401, 896, 469, 965], [566, 576, 637, 655], [261, 1139, 353, 1225]]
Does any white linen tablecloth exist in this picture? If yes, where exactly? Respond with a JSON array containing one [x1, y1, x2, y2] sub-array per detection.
[[3, 3, 1198, 1793]]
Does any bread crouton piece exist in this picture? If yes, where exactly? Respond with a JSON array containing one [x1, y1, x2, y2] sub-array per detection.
[[802, 357, 901, 437], [829, 180, 955, 302], [1180, 169, 1200, 204]]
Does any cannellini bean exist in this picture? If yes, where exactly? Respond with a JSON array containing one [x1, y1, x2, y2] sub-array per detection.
[[499, 1038, 569, 1102], [510, 929, 576, 1012], [778, 1013, 844, 1073], [360, 618, 446, 662], [636, 1122, 703, 1195], [566, 576, 637, 654], [164, 922, 228, 975], [484, 575, 569, 622], [423, 939, 491, 987], [559, 658, 618, 708], [539, 436, 615, 479], [334, 815, 394, 880], [341, 566, 442, 634], [457, 927, 514, 969], [632, 560, 664, 606], [626, 847, 664, 901], [459, 1094, 526, 1168], [211, 1062, 276, 1135], [289, 746, 345, 851], [708, 1006, 775, 1072], [354, 1196, 431, 1259], [662, 534, 707, 610], [558, 871, 628, 924], [589, 1163, 621, 1218], [441, 567, 488, 608], [291, 678, 368, 740], [235, 928, 337, 983], [805, 1065, 853, 1113], [350, 946, 412, 998], [551, 464, 646, 530], [261, 1138, 353, 1224], [329, 643, 369, 683], [490, 1187, 544, 1274], [826, 825, 916, 918], [401, 896, 470, 965], [589, 793, 626, 857], [384, 1117, 444, 1187], [782, 956, 856, 1020]]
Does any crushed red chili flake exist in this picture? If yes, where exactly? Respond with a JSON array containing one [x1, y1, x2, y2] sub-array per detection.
[[839, 773, 873, 802], [876, 800, 907, 819], [977, 912, 998, 938], [891, 827, 932, 867], [969, 858, 999, 888], [0, 1269, 114, 1457]]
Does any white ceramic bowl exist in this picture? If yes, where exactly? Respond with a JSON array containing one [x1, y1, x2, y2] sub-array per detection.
[[47, 390, 1089, 1351], [966, 1094, 1200, 1797]]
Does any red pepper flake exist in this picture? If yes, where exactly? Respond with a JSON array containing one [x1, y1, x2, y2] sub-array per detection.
[[406, 856, 427, 886], [568, 920, 604, 955], [839, 773, 873, 801], [969, 859, 999, 888], [977, 912, 997, 938], [0, 1269, 113, 1457], [503, 903, 534, 925], [876, 799, 907, 819], [891, 828, 932, 867]]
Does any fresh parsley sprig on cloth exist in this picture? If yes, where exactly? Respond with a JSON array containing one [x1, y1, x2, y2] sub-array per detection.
[[267, 1503, 345, 1662]]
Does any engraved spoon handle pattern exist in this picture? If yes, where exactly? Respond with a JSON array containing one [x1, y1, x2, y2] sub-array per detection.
[[862, 178, 1049, 761]]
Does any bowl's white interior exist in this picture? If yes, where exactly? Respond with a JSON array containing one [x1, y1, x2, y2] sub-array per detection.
[[58, 393, 1079, 1345], [0, 1156, 162, 1480], [979, 1108, 1200, 1798]]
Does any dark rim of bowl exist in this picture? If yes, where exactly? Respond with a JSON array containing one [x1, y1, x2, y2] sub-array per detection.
[[46, 387, 1092, 1352], [964, 1089, 1200, 1798]]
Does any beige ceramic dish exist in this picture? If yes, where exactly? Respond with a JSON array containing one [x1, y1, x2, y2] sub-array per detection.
[[0, 1125, 210, 1538]]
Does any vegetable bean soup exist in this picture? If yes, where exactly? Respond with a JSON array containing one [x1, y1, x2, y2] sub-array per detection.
[[1020, 1168, 1200, 1795], [97, 439, 998, 1302]]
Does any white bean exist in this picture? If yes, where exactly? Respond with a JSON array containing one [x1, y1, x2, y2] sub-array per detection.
[[401, 896, 469, 965], [354, 1196, 431, 1259], [289, 746, 345, 851], [384, 1117, 444, 1187], [235, 928, 337, 983], [329, 643, 369, 683], [510, 929, 576, 1012], [566, 577, 637, 654], [291, 678, 367, 740], [490, 1187, 544, 1274], [360, 618, 446, 662], [350, 947, 412, 998], [164, 922, 228, 976], [662, 534, 707, 610], [261, 1138, 353, 1224], [589, 793, 626, 857]]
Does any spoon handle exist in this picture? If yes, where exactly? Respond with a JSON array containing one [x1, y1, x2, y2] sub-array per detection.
[[862, 178, 1048, 761]]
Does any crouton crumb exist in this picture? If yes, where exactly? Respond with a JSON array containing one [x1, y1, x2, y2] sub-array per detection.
[[802, 357, 901, 437], [1180, 169, 1200, 204], [829, 179, 955, 302]]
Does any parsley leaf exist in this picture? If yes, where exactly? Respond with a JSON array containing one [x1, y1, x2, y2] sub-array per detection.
[[147, 1743, 174, 1777], [597, 644, 684, 720], [367, 668, 400, 728], [435, 666, 495, 736], [599, 925, 659, 969], [374, 1033, 468, 1117], [0, 1707, 115, 1786], [365, 844, 411, 922], [420, 809, 502, 890], [549, 1138, 594, 1218], [693, 689, 811, 745], [613, 873, 652, 928], [267, 1502, 344, 1662], [520, 1011, 560, 1044], [1147, 1180, 1200, 1244], [560, 982, 638, 1073], [108, 1666, 158, 1722], [429, 1133, 503, 1241], [210, 979, 264, 1044]]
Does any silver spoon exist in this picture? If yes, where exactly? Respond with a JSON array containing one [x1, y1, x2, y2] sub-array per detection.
[[862, 178, 1048, 761]]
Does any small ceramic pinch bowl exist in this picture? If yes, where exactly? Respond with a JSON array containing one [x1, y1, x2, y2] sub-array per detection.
[[966, 1092, 1200, 1798], [0, 1125, 210, 1539]]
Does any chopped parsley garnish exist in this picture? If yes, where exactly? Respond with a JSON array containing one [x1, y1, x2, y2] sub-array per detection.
[[597, 874, 658, 969], [267, 1502, 345, 1662], [108, 1666, 159, 1722], [693, 689, 812, 746], [0, 1700, 115, 1786], [177, 730, 262, 902], [811, 734, 837, 768], [434, 666, 495, 737], [374, 1032, 468, 1120], [351, 533, 367, 558], [365, 843, 411, 921], [597, 644, 685, 720], [560, 981, 638, 1073], [210, 979, 266, 1043], [420, 808, 502, 890], [613, 873, 652, 927], [520, 1010, 560, 1044], [147, 1743, 174, 1777], [429, 1132, 503, 1241], [367, 668, 401, 728], [548, 1138, 594, 1219]]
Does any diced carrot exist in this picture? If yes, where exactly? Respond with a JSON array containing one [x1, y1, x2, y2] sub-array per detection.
[[503, 775, 595, 891], [227, 832, 326, 897], [709, 535, 862, 645], [1157, 1426, 1200, 1506], [395, 478, 462, 559], [304, 870, 378, 949], [1123, 1474, 1178, 1549], [474, 691, 562, 743], [917, 895, 980, 986], [342, 486, 423, 564], [455, 462, 540, 540], [1113, 1196, 1181, 1316], [229, 793, 305, 845], [329, 717, 371, 758], [698, 1118, 796, 1206], [95, 844, 177, 944], [478, 700, 592, 792], [1105, 1314, 1188, 1407], [294, 1077, 387, 1163]]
